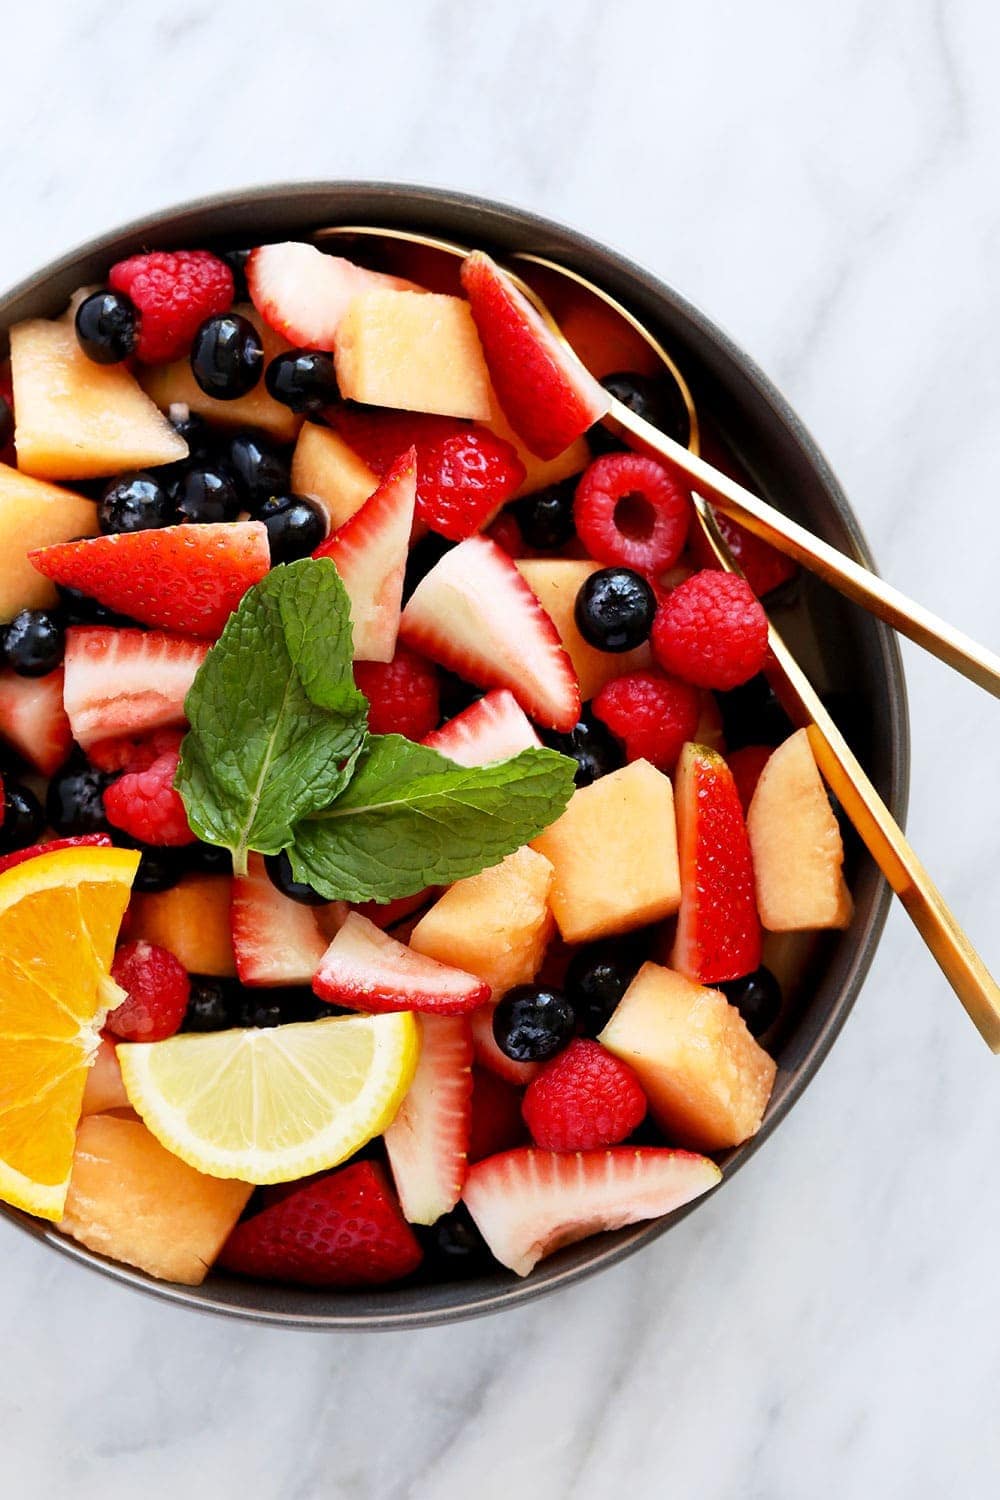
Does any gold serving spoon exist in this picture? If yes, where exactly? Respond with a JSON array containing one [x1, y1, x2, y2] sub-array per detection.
[[313, 222, 1000, 1050], [316, 224, 1000, 699]]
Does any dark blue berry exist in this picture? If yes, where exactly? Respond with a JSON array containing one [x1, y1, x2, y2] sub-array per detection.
[[131, 845, 185, 893], [492, 986, 576, 1062], [258, 494, 326, 562], [46, 764, 111, 836], [543, 710, 624, 787], [264, 849, 328, 905], [190, 314, 263, 401], [74, 290, 137, 365], [98, 473, 176, 535], [265, 351, 339, 414], [168, 408, 218, 460], [512, 479, 577, 549], [403, 532, 455, 604], [0, 394, 13, 450], [184, 841, 232, 876], [3, 610, 65, 676], [565, 937, 647, 1036], [55, 584, 139, 629], [718, 675, 793, 751], [418, 1204, 498, 1279], [183, 977, 241, 1032], [216, 247, 251, 303], [575, 566, 655, 652], [0, 783, 44, 852], [225, 433, 291, 512], [235, 987, 330, 1029], [589, 371, 690, 453], [174, 465, 241, 524], [720, 966, 782, 1038]]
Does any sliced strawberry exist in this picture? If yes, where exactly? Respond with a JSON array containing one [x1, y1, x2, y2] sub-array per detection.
[[470, 1003, 541, 1087], [62, 628, 209, 750], [463, 1145, 721, 1276], [86, 726, 185, 775], [231, 853, 337, 986], [384, 1014, 473, 1224], [0, 668, 72, 774], [246, 242, 418, 350], [422, 688, 541, 767], [468, 1066, 528, 1163], [329, 407, 525, 540], [689, 507, 798, 599], [0, 832, 112, 877], [399, 536, 581, 732], [727, 744, 774, 814], [671, 742, 762, 985], [313, 448, 416, 662], [218, 1159, 423, 1288], [313, 911, 490, 1015], [461, 252, 611, 460], [29, 522, 271, 639]]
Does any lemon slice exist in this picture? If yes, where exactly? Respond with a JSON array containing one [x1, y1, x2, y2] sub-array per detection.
[[118, 1013, 420, 1183]]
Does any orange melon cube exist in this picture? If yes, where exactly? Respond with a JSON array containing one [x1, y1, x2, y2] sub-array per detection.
[[517, 559, 652, 700], [335, 290, 492, 420], [599, 962, 777, 1151], [531, 760, 680, 944], [410, 846, 554, 997], [127, 874, 237, 977], [0, 463, 98, 621], [81, 1038, 129, 1116], [59, 1114, 252, 1284], [290, 422, 378, 530], [10, 316, 188, 481]]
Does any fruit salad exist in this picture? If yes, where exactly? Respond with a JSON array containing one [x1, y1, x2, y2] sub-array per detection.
[[0, 234, 852, 1293]]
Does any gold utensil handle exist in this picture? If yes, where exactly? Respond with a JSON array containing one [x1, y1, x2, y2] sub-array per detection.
[[614, 404, 1000, 698]]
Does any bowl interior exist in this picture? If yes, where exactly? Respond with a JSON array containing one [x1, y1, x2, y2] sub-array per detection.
[[0, 184, 908, 1328]]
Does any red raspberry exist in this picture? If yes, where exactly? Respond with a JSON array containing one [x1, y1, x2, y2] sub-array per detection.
[[107, 939, 190, 1041], [652, 570, 768, 691], [354, 648, 440, 739], [592, 669, 700, 772], [103, 747, 196, 846], [727, 744, 773, 813], [574, 453, 691, 575], [522, 1039, 647, 1151], [108, 250, 234, 364], [87, 727, 185, 775]]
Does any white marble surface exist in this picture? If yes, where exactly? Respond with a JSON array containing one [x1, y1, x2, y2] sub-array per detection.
[[2, 2, 999, 1495]]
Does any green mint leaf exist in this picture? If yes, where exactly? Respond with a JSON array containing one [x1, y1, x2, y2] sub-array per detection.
[[176, 559, 368, 874], [287, 735, 577, 902]]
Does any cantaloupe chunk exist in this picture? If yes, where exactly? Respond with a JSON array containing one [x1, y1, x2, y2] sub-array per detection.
[[486, 389, 590, 498], [139, 305, 303, 443], [335, 290, 492, 420], [59, 1114, 252, 1284], [531, 759, 680, 944], [517, 559, 652, 700], [746, 729, 853, 932], [410, 846, 554, 997], [127, 874, 236, 977], [0, 463, 98, 620], [80, 1037, 130, 1116], [10, 317, 188, 480], [290, 422, 378, 530], [599, 962, 777, 1151]]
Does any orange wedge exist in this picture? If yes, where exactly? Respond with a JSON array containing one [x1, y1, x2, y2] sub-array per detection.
[[0, 845, 139, 1220]]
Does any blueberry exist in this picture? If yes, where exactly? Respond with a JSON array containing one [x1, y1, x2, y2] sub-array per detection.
[[436, 670, 485, 722], [0, 783, 44, 853], [190, 313, 263, 401], [589, 371, 690, 453], [264, 849, 328, 905], [419, 1204, 498, 1279], [225, 433, 291, 512], [403, 532, 455, 604], [264, 351, 339, 414], [0, 393, 13, 450], [183, 841, 233, 876], [167, 407, 217, 460], [258, 494, 326, 562], [98, 473, 176, 535], [235, 987, 330, 1029], [565, 936, 647, 1036], [720, 966, 782, 1038], [574, 567, 656, 653], [131, 845, 186, 893], [492, 985, 576, 1062], [216, 246, 252, 303], [46, 764, 111, 836], [3, 610, 65, 676], [543, 709, 624, 787], [55, 584, 139, 629], [718, 674, 793, 751], [183, 977, 241, 1032], [512, 479, 577, 550], [74, 290, 137, 365], [174, 465, 241, 524]]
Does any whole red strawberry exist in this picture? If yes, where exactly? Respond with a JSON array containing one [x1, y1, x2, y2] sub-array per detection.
[[652, 569, 768, 691], [107, 940, 190, 1042], [592, 669, 700, 772], [108, 250, 234, 364], [522, 1039, 647, 1152], [218, 1160, 423, 1287], [104, 747, 195, 846], [354, 648, 440, 739]]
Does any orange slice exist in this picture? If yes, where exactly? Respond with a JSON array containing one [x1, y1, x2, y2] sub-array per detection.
[[0, 845, 140, 1219]]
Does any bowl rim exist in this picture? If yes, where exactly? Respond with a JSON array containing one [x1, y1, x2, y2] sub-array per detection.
[[0, 181, 910, 1330]]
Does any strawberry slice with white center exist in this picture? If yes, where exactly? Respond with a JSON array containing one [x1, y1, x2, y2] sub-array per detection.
[[384, 1014, 473, 1225], [469, 1004, 541, 1087], [461, 252, 611, 460], [0, 667, 72, 775], [422, 689, 541, 767], [62, 627, 209, 749], [231, 854, 346, 987], [29, 521, 271, 638], [313, 448, 416, 662], [246, 242, 419, 351], [313, 911, 490, 1016], [399, 536, 581, 732], [463, 1146, 722, 1276]]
